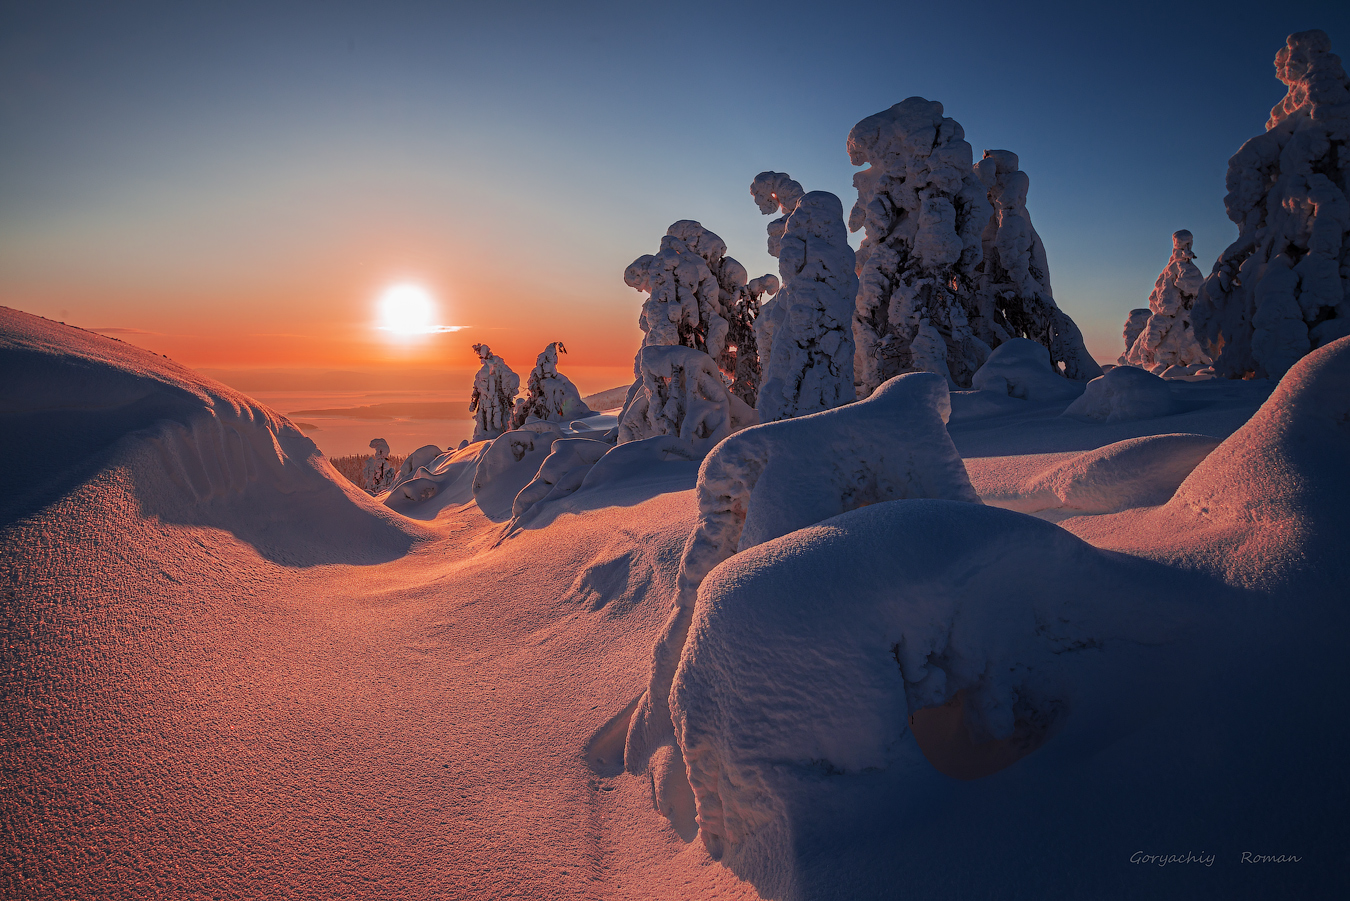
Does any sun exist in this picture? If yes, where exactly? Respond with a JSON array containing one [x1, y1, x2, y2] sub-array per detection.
[[377, 283, 436, 335]]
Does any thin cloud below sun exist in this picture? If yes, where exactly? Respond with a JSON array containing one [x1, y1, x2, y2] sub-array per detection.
[[374, 283, 465, 335]]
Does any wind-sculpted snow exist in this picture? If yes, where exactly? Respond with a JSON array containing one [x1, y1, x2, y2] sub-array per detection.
[[1192, 31, 1350, 379], [848, 98, 993, 394], [0, 307, 422, 564], [983, 433, 1223, 517], [362, 438, 397, 494], [508, 437, 612, 529], [390, 444, 442, 491], [970, 337, 1085, 404], [471, 422, 564, 521], [624, 372, 978, 829], [617, 345, 757, 452], [1063, 366, 1179, 423], [1122, 230, 1210, 373], [750, 171, 804, 258], [755, 192, 858, 422], [669, 501, 1207, 876], [512, 342, 593, 427], [383, 442, 488, 519], [972, 150, 1101, 383], [469, 343, 520, 442]]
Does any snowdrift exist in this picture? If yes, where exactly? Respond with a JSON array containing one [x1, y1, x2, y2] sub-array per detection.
[[0, 307, 423, 564]]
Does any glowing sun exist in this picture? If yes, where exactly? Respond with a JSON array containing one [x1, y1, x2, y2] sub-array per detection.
[[377, 284, 436, 335]]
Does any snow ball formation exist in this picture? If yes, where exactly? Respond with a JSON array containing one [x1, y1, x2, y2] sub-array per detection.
[[511, 342, 593, 428], [970, 337, 1086, 404], [749, 171, 805, 258], [469, 343, 521, 442], [1121, 230, 1210, 373], [755, 191, 859, 423], [1062, 365, 1179, 423], [624, 371, 979, 831], [1193, 30, 1350, 379]]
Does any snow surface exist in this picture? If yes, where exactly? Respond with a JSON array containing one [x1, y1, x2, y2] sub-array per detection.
[[5, 306, 1347, 899]]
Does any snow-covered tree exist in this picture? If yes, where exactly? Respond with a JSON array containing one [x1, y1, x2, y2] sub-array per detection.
[[617, 345, 757, 451], [755, 191, 858, 422], [726, 275, 778, 407], [624, 229, 726, 359], [1122, 230, 1210, 372], [1193, 30, 1350, 379], [848, 98, 994, 396], [1120, 309, 1152, 365], [511, 342, 593, 427], [972, 149, 1101, 382], [468, 344, 520, 442], [361, 438, 396, 494], [750, 171, 805, 258]]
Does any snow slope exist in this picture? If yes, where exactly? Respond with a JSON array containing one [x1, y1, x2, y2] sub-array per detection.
[[4, 308, 1346, 899]]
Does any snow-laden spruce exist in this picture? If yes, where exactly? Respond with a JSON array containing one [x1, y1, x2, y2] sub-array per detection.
[[972, 149, 1101, 382], [848, 98, 993, 395], [616, 345, 757, 451], [750, 171, 805, 258], [1122, 230, 1210, 373], [361, 438, 396, 494], [624, 225, 728, 362], [1120, 309, 1152, 365], [725, 275, 778, 408], [624, 371, 979, 833], [511, 342, 593, 427], [754, 192, 858, 422], [1193, 30, 1350, 379], [469, 344, 521, 442]]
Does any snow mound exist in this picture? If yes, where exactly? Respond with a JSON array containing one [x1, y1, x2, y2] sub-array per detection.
[[970, 337, 1085, 404], [0, 307, 422, 564], [383, 441, 489, 520], [624, 372, 978, 819], [1161, 334, 1350, 586], [1062, 365, 1178, 422], [390, 444, 443, 491], [471, 422, 564, 521], [672, 499, 1199, 865], [1192, 30, 1350, 379], [1004, 433, 1222, 516], [508, 437, 613, 528]]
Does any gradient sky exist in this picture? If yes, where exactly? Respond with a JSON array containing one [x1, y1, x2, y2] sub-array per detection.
[[2, 0, 1347, 392]]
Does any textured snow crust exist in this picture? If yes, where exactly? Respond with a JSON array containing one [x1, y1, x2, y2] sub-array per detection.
[[1193, 30, 1350, 379], [624, 372, 978, 821]]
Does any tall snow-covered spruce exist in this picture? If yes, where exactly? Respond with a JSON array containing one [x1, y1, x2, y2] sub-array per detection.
[[619, 222, 760, 447], [754, 191, 858, 422], [848, 100, 1099, 396], [848, 98, 993, 395], [1121, 230, 1210, 373], [512, 342, 593, 427], [1193, 30, 1350, 379], [972, 149, 1101, 382], [468, 344, 520, 442]]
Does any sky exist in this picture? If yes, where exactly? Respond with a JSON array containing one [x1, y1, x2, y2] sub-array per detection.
[[2, 0, 1348, 397]]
